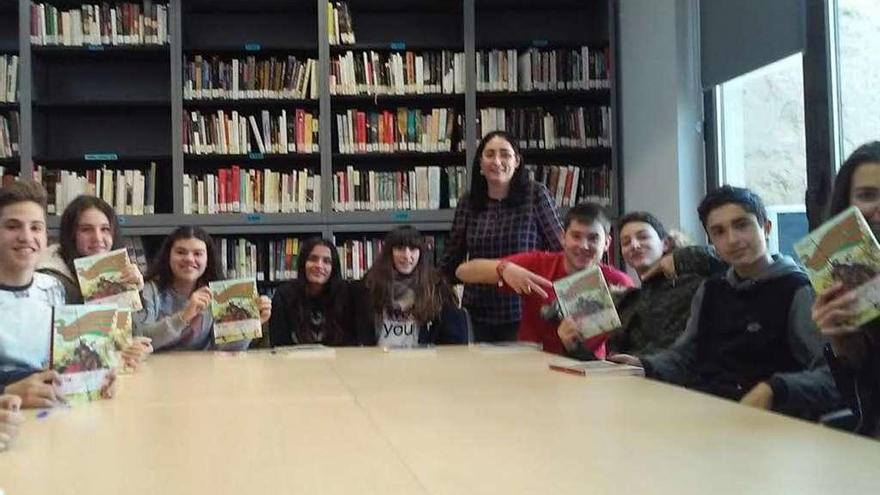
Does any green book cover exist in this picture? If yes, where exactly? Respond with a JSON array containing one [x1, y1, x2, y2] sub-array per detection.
[[794, 206, 880, 327], [552, 265, 621, 339], [209, 277, 262, 345], [74, 248, 143, 310], [52, 305, 118, 402]]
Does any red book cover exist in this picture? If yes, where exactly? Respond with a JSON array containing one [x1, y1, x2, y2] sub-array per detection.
[[218, 168, 228, 213], [356, 111, 367, 153], [562, 166, 575, 206], [385, 111, 394, 150], [295, 109, 305, 154]]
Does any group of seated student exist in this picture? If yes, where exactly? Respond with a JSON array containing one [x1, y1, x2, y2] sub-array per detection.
[[2, 140, 880, 449]]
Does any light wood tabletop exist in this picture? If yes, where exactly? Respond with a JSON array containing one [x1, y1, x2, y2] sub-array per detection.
[[2, 346, 879, 495]]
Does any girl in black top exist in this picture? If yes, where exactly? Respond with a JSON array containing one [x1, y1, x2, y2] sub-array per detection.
[[268, 238, 356, 346]]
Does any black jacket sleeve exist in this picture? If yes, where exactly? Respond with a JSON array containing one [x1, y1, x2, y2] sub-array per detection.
[[268, 282, 299, 347], [427, 304, 469, 345]]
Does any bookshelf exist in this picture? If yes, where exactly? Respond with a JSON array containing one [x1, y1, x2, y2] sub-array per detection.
[[8, 0, 619, 280]]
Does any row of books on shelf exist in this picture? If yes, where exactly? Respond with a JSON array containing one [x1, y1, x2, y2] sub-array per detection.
[[336, 108, 458, 154], [217, 237, 303, 283], [183, 168, 321, 215], [332, 165, 466, 212], [478, 106, 612, 149], [523, 164, 612, 208], [30, 2, 169, 46], [330, 50, 465, 96], [1, 56, 19, 104], [183, 56, 319, 101], [476, 47, 610, 93], [0, 112, 19, 159], [183, 109, 319, 156], [34, 163, 158, 216], [327, 1, 356, 46]]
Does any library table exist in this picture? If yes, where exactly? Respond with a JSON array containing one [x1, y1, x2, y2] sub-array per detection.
[[2, 346, 879, 495]]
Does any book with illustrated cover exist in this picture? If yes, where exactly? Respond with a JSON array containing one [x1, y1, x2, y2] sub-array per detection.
[[209, 278, 262, 345], [110, 308, 134, 373], [74, 248, 142, 310], [794, 206, 880, 327], [51, 305, 118, 402], [553, 265, 621, 339], [549, 359, 644, 377]]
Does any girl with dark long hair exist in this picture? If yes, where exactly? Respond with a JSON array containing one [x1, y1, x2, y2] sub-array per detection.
[[268, 238, 357, 346], [439, 131, 563, 342], [134, 226, 271, 351], [354, 227, 467, 347], [812, 141, 880, 438]]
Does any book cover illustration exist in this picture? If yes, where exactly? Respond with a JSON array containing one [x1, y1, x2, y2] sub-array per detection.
[[794, 205, 880, 327], [552, 265, 621, 339], [209, 278, 262, 345], [74, 248, 143, 310], [52, 305, 118, 402], [111, 309, 134, 372]]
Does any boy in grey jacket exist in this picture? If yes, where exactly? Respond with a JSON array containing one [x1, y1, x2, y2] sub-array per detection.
[[611, 186, 839, 420]]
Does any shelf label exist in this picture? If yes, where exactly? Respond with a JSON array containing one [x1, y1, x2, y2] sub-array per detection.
[[86, 44, 105, 51], [84, 153, 118, 161], [246, 214, 264, 223], [117, 215, 128, 225], [391, 211, 411, 221], [531, 39, 549, 48], [244, 43, 262, 52], [389, 41, 406, 50], [247, 152, 264, 160]]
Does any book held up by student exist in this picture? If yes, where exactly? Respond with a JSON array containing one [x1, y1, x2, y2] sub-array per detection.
[[794, 205, 880, 326], [74, 248, 143, 310], [52, 305, 119, 402], [209, 277, 262, 345], [553, 264, 621, 339]]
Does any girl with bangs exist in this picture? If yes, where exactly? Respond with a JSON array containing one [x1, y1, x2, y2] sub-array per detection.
[[354, 227, 468, 347]]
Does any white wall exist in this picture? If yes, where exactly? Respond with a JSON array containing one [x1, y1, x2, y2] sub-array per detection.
[[619, 0, 706, 240]]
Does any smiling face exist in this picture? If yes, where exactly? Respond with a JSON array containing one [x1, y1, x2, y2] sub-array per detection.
[[392, 246, 421, 275], [75, 207, 113, 257], [562, 219, 610, 273], [479, 136, 520, 188], [169, 237, 208, 285], [0, 201, 47, 278], [304, 245, 333, 287], [620, 221, 665, 275]]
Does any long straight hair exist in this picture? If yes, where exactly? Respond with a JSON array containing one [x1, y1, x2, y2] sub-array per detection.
[[362, 227, 455, 323], [292, 237, 349, 345], [145, 226, 224, 292], [467, 130, 533, 211], [58, 195, 123, 276]]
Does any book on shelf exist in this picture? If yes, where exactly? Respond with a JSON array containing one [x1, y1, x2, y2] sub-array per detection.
[[30, 2, 169, 46], [209, 277, 262, 345], [183, 108, 318, 155], [478, 106, 612, 150], [335, 107, 458, 154], [548, 359, 644, 377], [553, 264, 621, 340], [123, 236, 148, 275], [184, 55, 319, 101], [33, 162, 157, 216], [332, 165, 466, 212], [51, 304, 119, 402], [0, 111, 19, 159], [183, 166, 320, 215], [794, 206, 880, 327], [476, 46, 610, 93], [330, 50, 465, 96], [1, 55, 19, 103], [328, 1, 356, 46], [217, 236, 304, 283], [523, 164, 611, 208], [74, 248, 143, 310]]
